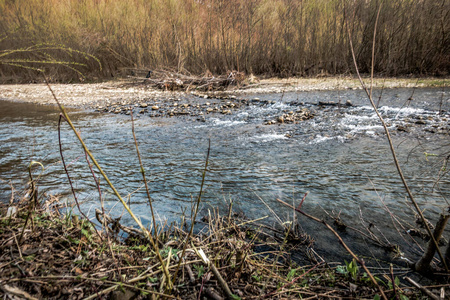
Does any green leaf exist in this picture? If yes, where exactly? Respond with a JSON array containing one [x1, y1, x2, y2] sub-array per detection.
[[287, 268, 297, 281], [148, 277, 158, 283], [336, 265, 347, 275], [373, 295, 381, 300]]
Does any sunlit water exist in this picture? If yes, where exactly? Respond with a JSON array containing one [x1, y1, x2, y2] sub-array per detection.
[[1, 87, 449, 262]]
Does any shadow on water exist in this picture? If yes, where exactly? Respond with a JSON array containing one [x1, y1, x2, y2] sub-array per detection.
[[0, 87, 449, 263]]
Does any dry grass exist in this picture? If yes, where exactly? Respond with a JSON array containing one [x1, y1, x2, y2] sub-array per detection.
[[1, 0, 448, 82], [1, 195, 437, 299]]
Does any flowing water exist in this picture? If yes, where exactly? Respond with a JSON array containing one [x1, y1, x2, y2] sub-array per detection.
[[1, 87, 449, 261]]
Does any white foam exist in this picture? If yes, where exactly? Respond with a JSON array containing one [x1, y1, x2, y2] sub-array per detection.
[[211, 119, 246, 127], [346, 124, 384, 131], [307, 135, 345, 144], [378, 106, 426, 115], [357, 105, 427, 114], [252, 133, 288, 142]]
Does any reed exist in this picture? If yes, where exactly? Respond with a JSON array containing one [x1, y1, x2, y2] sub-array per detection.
[[1, 0, 448, 82]]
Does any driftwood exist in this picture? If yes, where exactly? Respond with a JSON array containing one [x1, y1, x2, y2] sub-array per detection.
[[95, 208, 143, 237], [405, 277, 440, 300], [126, 69, 249, 91]]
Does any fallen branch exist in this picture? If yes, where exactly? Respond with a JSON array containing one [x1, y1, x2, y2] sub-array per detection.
[[405, 277, 439, 300], [277, 198, 388, 300], [415, 214, 450, 274]]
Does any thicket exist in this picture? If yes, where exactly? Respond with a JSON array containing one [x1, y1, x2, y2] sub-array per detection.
[[0, 0, 449, 82]]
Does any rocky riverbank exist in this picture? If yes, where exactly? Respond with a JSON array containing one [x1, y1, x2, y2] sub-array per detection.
[[0, 76, 447, 109], [1, 76, 447, 129]]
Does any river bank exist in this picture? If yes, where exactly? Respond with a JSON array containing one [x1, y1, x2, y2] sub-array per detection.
[[0, 193, 439, 299], [0, 77, 448, 109]]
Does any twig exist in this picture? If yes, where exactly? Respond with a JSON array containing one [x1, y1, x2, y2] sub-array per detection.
[[185, 265, 195, 283], [277, 198, 388, 300], [0, 284, 38, 300], [389, 264, 399, 300], [172, 140, 211, 284], [130, 109, 158, 237], [415, 214, 450, 273], [345, 2, 448, 271], [405, 277, 439, 300], [43, 74, 173, 290], [58, 114, 102, 240], [262, 262, 323, 299], [194, 246, 234, 300]]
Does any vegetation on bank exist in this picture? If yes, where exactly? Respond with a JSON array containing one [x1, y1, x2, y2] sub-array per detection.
[[0, 192, 442, 299], [1, 0, 449, 82]]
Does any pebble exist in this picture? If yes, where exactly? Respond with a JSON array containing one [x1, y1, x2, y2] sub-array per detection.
[[140, 103, 148, 108], [152, 106, 159, 110]]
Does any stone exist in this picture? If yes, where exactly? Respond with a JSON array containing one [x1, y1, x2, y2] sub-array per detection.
[[346, 100, 353, 106], [151, 106, 159, 110], [111, 289, 138, 300], [264, 120, 276, 125], [319, 101, 337, 106], [140, 103, 148, 108]]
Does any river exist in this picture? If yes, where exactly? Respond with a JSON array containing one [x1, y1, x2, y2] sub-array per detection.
[[1, 87, 448, 262]]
